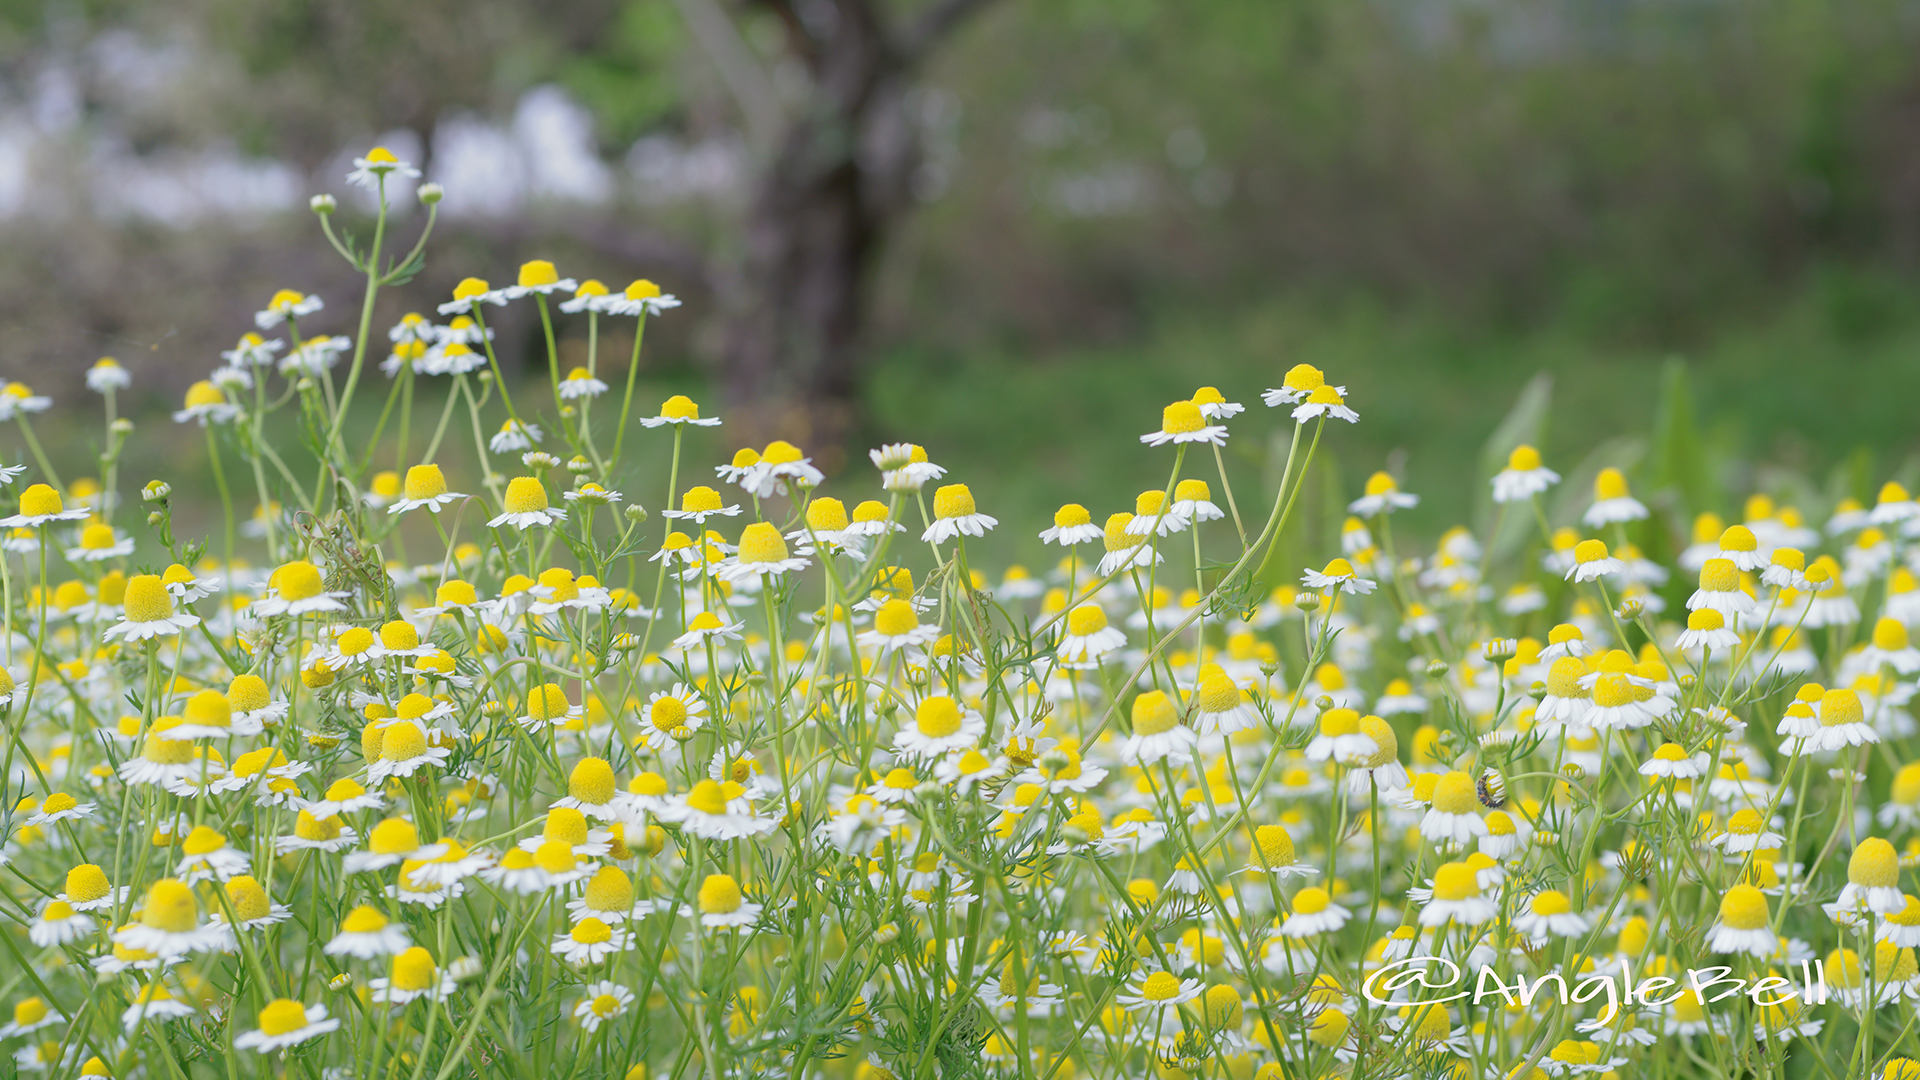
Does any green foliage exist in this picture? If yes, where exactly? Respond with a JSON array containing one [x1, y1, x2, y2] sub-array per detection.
[[559, 2, 686, 147]]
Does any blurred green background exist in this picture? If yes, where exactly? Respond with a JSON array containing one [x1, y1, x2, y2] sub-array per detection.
[[3, 0, 1919, 563]]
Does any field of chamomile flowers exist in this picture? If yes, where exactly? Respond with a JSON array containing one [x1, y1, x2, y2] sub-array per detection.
[[5, 146, 1920, 1080]]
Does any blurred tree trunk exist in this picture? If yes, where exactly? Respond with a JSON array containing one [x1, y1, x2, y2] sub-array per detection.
[[683, 0, 1000, 448]]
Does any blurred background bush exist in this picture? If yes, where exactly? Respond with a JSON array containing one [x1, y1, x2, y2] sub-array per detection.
[[3, 0, 1918, 557]]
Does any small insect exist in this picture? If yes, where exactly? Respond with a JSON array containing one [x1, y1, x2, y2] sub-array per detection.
[[1476, 767, 1508, 809]]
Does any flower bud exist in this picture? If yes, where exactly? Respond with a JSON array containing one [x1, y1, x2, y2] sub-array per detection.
[[1424, 659, 1450, 679], [624, 504, 648, 524], [1615, 598, 1644, 620], [329, 973, 352, 991], [522, 452, 560, 471], [1258, 660, 1280, 678], [873, 922, 900, 945], [1314, 695, 1335, 711], [567, 455, 593, 475], [1293, 592, 1320, 613], [146, 511, 163, 526], [1482, 638, 1517, 663], [111, 418, 134, 435], [311, 194, 338, 214], [142, 480, 171, 502], [417, 183, 444, 205]]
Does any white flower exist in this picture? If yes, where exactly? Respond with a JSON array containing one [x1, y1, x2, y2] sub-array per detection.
[[573, 983, 635, 1032], [346, 147, 422, 190]]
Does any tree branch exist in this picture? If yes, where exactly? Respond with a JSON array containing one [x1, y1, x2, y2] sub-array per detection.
[[669, 0, 785, 152]]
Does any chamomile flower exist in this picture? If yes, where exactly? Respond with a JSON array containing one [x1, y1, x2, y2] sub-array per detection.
[[1120, 690, 1197, 767], [1707, 885, 1776, 956], [1565, 539, 1624, 583], [597, 278, 681, 317], [489, 477, 567, 529], [921, 484, 997, 545], [370, 947, 456, 1003], [1290, 384, 1358, 423], [488, 419, 544, 455], [638, 394, 721, 427], [1040, 504, 1103, 545], [27, 899, 93, 947], [1418, 862, 1496, 926], [692, 874, 763, 929], [1582, 467, 1649, 526], [3, 484, 90, 528], [324, 906, 411, 958], [233, 1000, 338, 1053], [1140, 399, 1228, 446], [1115, 970, 1203, 1012], [1302, 557, 1377, 594], [552, 918, 632, 964], [573, 982, 635, 1032], [1491, 444, 1560, 502], [893, 696, 986, 757], [870, 443, 947, 491], [1348, 471, 1418, 516], [1262, 363, 1343, 407]]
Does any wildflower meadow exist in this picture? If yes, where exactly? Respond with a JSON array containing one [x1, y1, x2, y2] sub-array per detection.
[[5, 148, 1920, 1080]]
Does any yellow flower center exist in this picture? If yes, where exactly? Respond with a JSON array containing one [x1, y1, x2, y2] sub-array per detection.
[[1197, 673, 1241, 713], [380, 723, 427, 763], [272, 561, 324, 602], [66, 864, 110, 902], [391, 947, 436, 991], [1594, 468, 1630, 500], [570, 758, 617, 805], [526, 683, 571, 722], [1253, 825, 1295, 867], [227, 674, 269, 713], [1719, 884, 1769, 930], [534, 840, 577, 874], [659, 395, 699, 420], [123, 575, 174, 624], [1431, 862, 1480, 902], [686, 779, 730, 816], [1139, 971, 1183, 1002], [698, 874, 744, 914], [873, 599, 919, 637], [650, 694, 687, 732], [402, 465, 448, 502], [737, 522, 790, 565], [1876, 618, 1911, 652], [626, 279, 662, 300], [141, 879, 198, 933], [256, 999, 309, 1037], [932, 485, 976, 520], [916, 697, 964, 738], [544, 807, 590, 845], [226, 876, 272, 921], [570, 918, 614, 944], [1131, 690, 1179, 736], [1699, 558, 1738, 592], [584, 866, 634, 913], [1161, 400, 1204, 434], [1067, 604, 1108, 636], [1282, 363, 1325, 394], [1053, 503, 1091, 528], [503, 477, 550, 515], [1431, 771, 1479, 815], [1821, 689, 1865, 728], [1531, 890, 1572, 916], [1507, 445, 1542, 471], [295, 810, 342, 842], [518, 260, 559, 288], [1573, 539, 1609, 564], [1104, 513, 1145, 552], [1851, 837, 1900, 889]]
